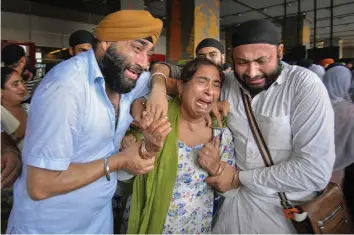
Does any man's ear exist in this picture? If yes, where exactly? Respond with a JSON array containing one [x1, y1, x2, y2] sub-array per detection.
[[20, 56, 27, 66], [69, 47, 74, 56], [277, 44, 284, 60], [100, 41, 110, 51], [221, 54, 225, 65]]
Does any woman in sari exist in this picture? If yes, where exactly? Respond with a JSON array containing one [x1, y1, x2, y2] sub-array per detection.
[[126, 58, 236, 234]]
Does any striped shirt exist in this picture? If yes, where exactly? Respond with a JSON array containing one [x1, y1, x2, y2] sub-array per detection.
[[24, 77, 41, 97]]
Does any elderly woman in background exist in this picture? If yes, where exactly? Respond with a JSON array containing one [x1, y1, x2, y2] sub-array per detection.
[[308, 64, 326, 80], [126, 59, 236, 234], [323, 66, 354, 186]]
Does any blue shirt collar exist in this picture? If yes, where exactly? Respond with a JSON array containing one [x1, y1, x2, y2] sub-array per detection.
[[86, 49, 104, 84]]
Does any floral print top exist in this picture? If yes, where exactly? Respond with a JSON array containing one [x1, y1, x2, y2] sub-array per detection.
[[162, 127, 236, 234]]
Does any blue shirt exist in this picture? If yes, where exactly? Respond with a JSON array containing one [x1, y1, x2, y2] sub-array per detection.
[[7, 50, 150, 234]]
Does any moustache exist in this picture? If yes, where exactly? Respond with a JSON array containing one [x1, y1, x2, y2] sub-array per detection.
[[243, 75, 264, 80], [126, 64, 144, 76]]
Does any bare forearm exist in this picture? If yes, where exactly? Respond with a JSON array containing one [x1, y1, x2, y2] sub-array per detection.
[[27, 154, 123, 200], [150, 64, 168, 92]]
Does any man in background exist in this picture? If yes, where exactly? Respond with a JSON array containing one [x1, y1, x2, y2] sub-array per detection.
[[69, 30, 96, 56], [2, 44, 28, 75], [223, 63, 232, 73], [1, 44, 40, 101]]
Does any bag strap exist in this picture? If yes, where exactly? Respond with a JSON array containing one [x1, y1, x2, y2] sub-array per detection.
[[240, 88, 294, 210]]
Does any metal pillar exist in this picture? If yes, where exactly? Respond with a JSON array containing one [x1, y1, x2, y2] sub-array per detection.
[[298, 0, 302, 45], [314, 0, 317, 48], [330, 0, 334, 47], [283, 0, 287, 45]]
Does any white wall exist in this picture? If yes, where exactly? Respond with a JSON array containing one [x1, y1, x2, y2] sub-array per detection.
[[1, 11, 167, 54]]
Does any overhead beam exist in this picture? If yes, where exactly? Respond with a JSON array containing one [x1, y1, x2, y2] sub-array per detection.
[[314, 34, 354, 38], [231, 0, 280, 22], [274, 2, 354, 21], [312, 29, 354, 36], [221, 3, 354, 31], [316, 12, 354, 22], [315, 22, 354, 29], [221, 0, 297, 19]]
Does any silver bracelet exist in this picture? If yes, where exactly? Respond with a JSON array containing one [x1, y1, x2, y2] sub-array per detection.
[[104, 157, 110, 181], [149, 72, 167, 88]]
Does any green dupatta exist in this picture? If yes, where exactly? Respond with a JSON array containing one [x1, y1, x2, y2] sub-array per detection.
[[127, 97, 181, 234], [127, 97, 226, 233]]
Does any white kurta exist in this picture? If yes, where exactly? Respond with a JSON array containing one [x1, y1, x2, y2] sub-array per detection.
[[213, 63, 335, 233]]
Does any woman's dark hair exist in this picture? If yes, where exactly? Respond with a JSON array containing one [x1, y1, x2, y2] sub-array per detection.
[[1, 67, 16, 89], [180, 58, 225, 85]]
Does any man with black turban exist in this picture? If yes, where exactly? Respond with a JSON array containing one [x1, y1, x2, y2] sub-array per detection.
[[154, 19, 335, 233], [68, 30, 96, 56], [8, 10, 171, 234], [195, 38, 225, 65], [197, 19, 335, 233]]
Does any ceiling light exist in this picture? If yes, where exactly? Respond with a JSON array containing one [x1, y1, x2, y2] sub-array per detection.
[[49, 49, 61, 54], [237, 13, 242, 16]]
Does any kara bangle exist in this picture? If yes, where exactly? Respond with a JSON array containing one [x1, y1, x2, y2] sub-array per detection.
[[216, 162, 225, 176], [149, 72, 167, 88], [139, 141, 155, 159], [232, 171, 240, 189], [104, 157, 110, 181]]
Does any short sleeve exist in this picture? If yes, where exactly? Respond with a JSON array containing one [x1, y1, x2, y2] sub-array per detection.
[[23, 67, 84, 171], [1, 106, 20, 135], [217, 127, 237, 168]]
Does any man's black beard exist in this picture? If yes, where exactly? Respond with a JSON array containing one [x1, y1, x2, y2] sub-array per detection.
[[97, 45, 141, 94], [234, 58, 283, 96]]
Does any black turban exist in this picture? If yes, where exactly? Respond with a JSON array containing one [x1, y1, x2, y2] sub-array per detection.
[[1, 44, 25, 65], [232, 19, 281, 48], [69, 30, 96, 47], [196, 38, 224, 55]]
